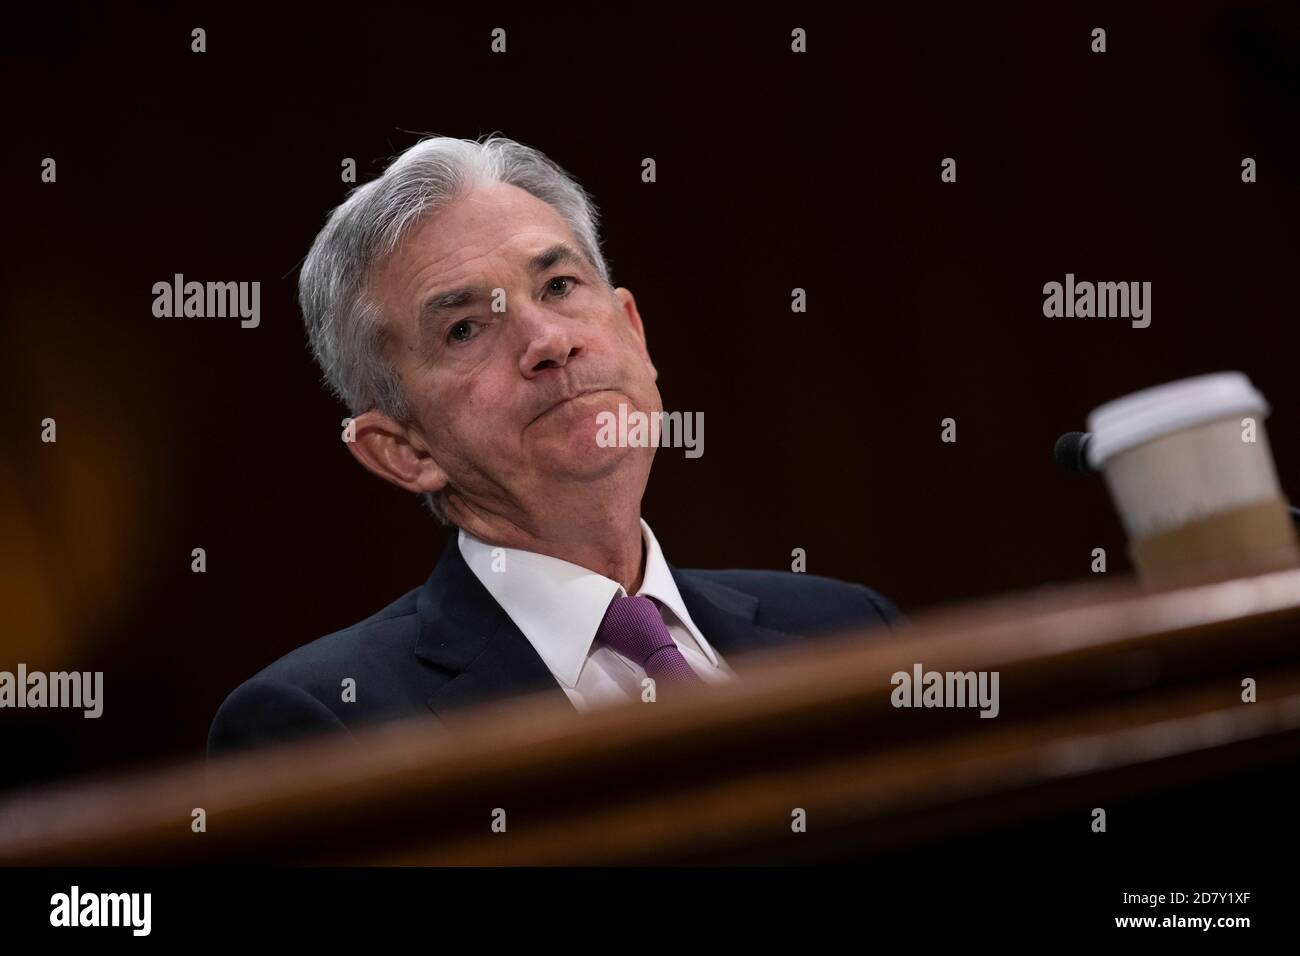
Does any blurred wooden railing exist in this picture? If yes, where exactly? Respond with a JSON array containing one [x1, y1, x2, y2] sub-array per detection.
[[3, 569, 1300, 865]]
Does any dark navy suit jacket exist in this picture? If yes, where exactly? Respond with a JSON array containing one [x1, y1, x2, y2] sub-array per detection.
[[207, 534, 902, 757]]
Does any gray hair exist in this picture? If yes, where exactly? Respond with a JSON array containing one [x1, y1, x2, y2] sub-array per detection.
[[298, 132, 615, 526]]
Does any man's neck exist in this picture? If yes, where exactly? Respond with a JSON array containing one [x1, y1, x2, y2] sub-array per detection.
[[454, 498, 648, 595]]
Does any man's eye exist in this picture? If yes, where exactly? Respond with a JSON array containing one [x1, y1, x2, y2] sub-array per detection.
[[547, 276, 577, 297], [447, 319, 478, 344]]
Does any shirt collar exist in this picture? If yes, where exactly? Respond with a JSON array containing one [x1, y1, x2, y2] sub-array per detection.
[[457, 518, 716, 689]]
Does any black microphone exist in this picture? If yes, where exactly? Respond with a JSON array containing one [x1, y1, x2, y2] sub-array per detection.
[[1053, 431, 1097, 474], [1053, 429, 1300, 527]]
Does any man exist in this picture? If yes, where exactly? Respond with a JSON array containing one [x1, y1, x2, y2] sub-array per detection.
[[207, 133, 901, 757]]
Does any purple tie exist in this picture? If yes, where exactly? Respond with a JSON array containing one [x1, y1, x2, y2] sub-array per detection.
[[596, 594, 703, 689]]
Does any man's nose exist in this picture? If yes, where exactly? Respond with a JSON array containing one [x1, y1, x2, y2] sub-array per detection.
[[517, 306, 583, 376]]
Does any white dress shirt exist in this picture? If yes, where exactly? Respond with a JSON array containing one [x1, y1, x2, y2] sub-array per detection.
[[458, 519, 735, 711]]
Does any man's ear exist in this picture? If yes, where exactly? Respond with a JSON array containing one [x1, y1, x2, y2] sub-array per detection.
[[345, 410, 449, 496], [614, 286, 657, 381]]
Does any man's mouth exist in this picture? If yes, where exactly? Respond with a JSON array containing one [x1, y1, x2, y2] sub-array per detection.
[[530, 389, 612, 425]]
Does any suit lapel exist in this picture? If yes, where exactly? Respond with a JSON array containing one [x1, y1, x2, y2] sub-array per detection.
[[412, 537, 807, 718], [414, 535, 570, 717], [668, 563, 807, 669]]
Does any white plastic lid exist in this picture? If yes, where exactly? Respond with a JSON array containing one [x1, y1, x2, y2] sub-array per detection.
[[1086, 372, 1269, 468]]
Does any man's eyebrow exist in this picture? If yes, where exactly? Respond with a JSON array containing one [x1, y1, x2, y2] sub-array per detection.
[[527, 242, 585, 274], [421, 286, 481, 320], [419, 244, 589, 322]]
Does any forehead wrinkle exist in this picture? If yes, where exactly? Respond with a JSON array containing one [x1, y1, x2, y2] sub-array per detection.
[[418, 241, 586, 327], [378, 194, 588, 364]]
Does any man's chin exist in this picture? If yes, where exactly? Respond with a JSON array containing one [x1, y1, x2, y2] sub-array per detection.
[[535, 430, 636, 474], [530, 417, 655, 482]]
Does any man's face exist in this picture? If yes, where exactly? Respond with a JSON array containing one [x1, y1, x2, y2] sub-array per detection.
[[367, 180, 661, 512]]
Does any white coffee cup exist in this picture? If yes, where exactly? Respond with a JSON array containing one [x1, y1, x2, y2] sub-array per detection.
[[1086, 372, 1298, 585]]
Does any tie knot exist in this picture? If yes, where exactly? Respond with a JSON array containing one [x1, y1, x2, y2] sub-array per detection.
[[595, 594, 701, 687]]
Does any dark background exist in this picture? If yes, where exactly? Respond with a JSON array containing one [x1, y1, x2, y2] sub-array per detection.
[[3, 1, 1298, 791]]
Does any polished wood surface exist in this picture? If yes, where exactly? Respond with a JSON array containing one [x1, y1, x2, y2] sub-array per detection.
[[4, 568, 1300, 865]]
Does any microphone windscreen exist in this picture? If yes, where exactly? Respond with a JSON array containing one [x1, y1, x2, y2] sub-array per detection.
[[1054, 431, 1095, 474]]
